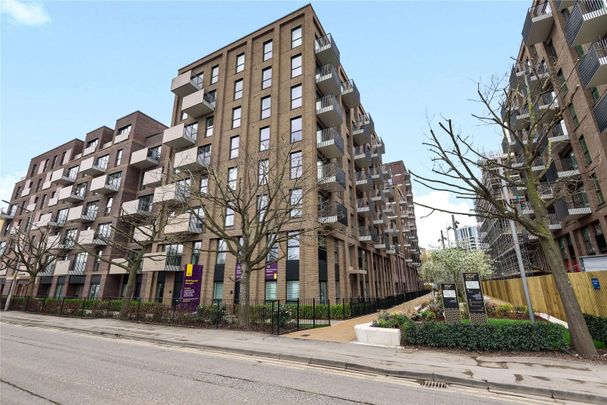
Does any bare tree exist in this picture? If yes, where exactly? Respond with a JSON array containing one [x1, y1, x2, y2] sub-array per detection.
[[174, 139, 343, 328], [411, 60, 598, 358], [0, 222, 64, 311]]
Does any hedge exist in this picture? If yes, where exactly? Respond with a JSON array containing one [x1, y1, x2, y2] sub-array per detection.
[[584, 314, 607, 344], [402, 321, 568, 352]]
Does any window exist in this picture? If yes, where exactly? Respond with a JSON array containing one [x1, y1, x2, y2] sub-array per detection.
[[579, 135, 591, 165], [265, 281, 277, 301], [261, 96, 271, 119], [291, 84, 302, 109], [290, 151, 303, 179], [236, 53, 245, 73], [89, 281, 100, 299], [232, 107, 241, 128], [192, 241, 202, 264], [205, 116, 214, 137], [594, 222, 607, 253], [96, 154, 109, 170], [568, 104, 579, 127], [287, 281, 300, 301], [213, 282, 224, 301], [575, 45, 584, 58], [61, 151, 67, 165], [216, 239, 227, 264], [54, 277, 65, 298], [258, 159, 269, 185], [199, 174, 208, 194], [258, 194, 269, 221], [211, 65, 219, 84], [63, 229, 78, 248], [291, 54, 302, 77], [229, 136, 240, 159], [287, 232, 300, 260], [290, 188, 303, 218], [97, 223, 112, 240], [51, 156, 57, 169], [30, 164, 37, 177], [117, 125, 131, 136], [165, 244, 183, 270], [228, 167, 238, 190], [85, 201, 99, 217], [234, 79, 243, 100], [87, 139, 99, 149], [591, 174, 604, 204], [225, 207, 235, 227], [290, 117, 302, 143], [107, 172, 122, 188], [291, 26, 302, 48], [259, 126, 270, 151], [105, 197, 113, 215], [557, 70, 568, 94], [591, 87, 601, 104], [546, 40, 557, 61], [582, 227, 595, 255], [115, 149, 123, 166], [67, 166, 79, 179], [266, 234, 278, 262], [263, 40, 272, 61], [262, 67, 272, 89], [192, 72, 203, 88], [184, 123, 198, 141]]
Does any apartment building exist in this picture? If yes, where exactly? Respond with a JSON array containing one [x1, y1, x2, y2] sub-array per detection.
[[140, 5, 422, 303], [0, 112, 167, 298], [479, 0, 607, 276], [455, 225, 482, 251]]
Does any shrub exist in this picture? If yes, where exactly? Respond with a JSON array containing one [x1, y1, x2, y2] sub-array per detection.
[[584, 314, 607, 344], [372, 312, 412, 329], [402, 320, 568, 352]]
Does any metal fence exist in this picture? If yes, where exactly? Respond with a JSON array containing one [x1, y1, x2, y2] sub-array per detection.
[[0, 290, 428, 335]]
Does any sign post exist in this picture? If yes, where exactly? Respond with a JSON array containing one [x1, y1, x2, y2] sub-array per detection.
[[180, 264, 203, 311], [441, 283, 460, 323], [462, 272, 487, 324]]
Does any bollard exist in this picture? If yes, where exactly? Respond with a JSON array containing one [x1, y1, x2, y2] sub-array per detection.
[[327, 299, 331, 325], [296, 298, 300, 331], [312, 298, 316, 328], [81, 298, 86, 318], [59, 297, 65, 316]]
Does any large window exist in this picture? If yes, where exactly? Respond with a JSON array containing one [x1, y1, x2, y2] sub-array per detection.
[[236, 53, 245, 73], [291, 26, 302, 48], [96, 154, 109, 170], [234, 79, 243, 100], [229, 136, 240, 159], [290, 117, 302, 143], [259, 126, 270, 151], [232, 107, 241, 128], [263, 40, 272, 61], [262, 67, 272, 89], [290, 151, 303, 179], [97, 223, 112, 239], [291, 84, 302, 109], [287, 231, 300, 260], [216, 240, 227, 264], [213, 282, 224, 301], [258, 159, 269, 185], [291, 55, 302, 78], [265, 281, 277, 301], [107, 172, 122, 188], [72, 252, 88, 274], [211, 65, 219, 84], [261, 96, 271, 119], [228, 167, 238, 190], [290, 188, 303, 218], [225, 207, 235, 227], [287, 281, 300, 301]]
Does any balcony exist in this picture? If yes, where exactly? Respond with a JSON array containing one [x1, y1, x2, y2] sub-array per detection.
[[48, 215, 67, 228], [358, 226, 378, 244], [53, 259, 71, 276], [174, 147, 211, 172], [514, 92, 558, 128], [78, 229, 107, 246], [509, 60, 550, 93], [356, 198, 371, 217], [80, 156, 107, 176], [142, 252, 182, 272], [47, 195, 58, 207], [133, 225, 152, 243], [0, 206, 16, 219], [316, 127, 344, 159], [522, 2, 553, 46], [355, 171, 372, 191], [555, 190, 592, 220], [315, 95, 342, 127], [121, 198, 152, 217], [579, 40, 607, 88], [557, 157, 580, 178], [318, 201, 348, 226], [315, 64, 341, 95], [317, 163, 346, 192], [565, 0, 607, 46], [50, 168, 77, 185], [153, 182, 190, 205], [352, 114, 373, 145], [595, 93, 607, 133], [373, 214, 386, 226], [353, 146, 371, 169], [369, 168, 383, 185], [165, 213, 203, 235], [556, 0, 575, 10], [341, 79, 360, 109], [539, 183, 554, 200], [370, 190, 383, 202], [130, 147, 160, 169], [370, 146, 382, 166], [143, 167, 163, 188], [162, 123, 197, 150], [548, 121, 570, 149], [315, 33, 340, 66], [35, 213, 52, 228], [82, 143, 97, 157], [67, 205, 97, 222], [90, 175, 120, 194], [171, 70, 203, 97], [548, 213, 562, 230], [374, 236, 388, 250], [58, 185, 85, 203], [182, 89, 216, 118]]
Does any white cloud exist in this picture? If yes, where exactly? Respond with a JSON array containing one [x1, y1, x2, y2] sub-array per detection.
[[1, 0, 51, 26], [414, 190, 478, 250], [0, 171, 24, 209]]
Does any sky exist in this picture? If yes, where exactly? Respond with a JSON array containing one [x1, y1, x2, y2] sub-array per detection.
[[0, 0, 529, 249]]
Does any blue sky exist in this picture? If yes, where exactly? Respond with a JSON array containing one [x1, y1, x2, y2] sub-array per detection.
[[0, 0, 529, 247]]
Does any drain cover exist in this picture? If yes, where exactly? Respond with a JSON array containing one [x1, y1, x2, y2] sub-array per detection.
[[422, 380, 447, 389]]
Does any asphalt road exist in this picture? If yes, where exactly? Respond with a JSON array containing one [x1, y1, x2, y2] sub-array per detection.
[[0, 323, 550, 405]]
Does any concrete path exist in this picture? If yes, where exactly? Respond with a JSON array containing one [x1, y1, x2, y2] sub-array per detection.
[[286, 293, 432, 342], [2, 311, 606, 403]]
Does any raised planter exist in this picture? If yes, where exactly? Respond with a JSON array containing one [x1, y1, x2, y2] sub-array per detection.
[[354, 322, 401, 347]]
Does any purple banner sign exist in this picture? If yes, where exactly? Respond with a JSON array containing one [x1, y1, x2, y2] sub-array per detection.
[[265, 262, 278, 281], [180, 264, 203, 311], [235, 263, 241, 282]]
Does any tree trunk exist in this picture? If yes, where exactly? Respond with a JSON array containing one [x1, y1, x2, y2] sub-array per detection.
[[538, 236, 597, 358], [238, 263, 251, 329], [3, 272, 18, 311], [25, 278, 36, 297], [120, 262, 139, 319]]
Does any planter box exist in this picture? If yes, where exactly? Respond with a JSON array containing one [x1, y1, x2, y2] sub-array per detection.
[[354, 322, 401, 347]]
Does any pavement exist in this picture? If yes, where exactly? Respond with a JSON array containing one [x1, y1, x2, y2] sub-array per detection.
[[1, 311, 606, 403]]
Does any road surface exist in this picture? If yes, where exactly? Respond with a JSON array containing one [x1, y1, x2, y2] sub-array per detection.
[[0, 322, 551, 404]]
